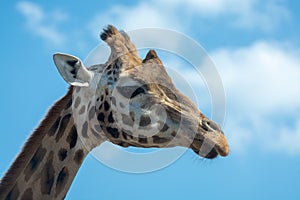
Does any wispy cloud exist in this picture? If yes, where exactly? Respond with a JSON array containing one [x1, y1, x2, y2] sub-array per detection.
[[88, 1, 182, 39], [89, 0, 290, 36], [272, 120, 300, 154], [17, 0, 290, 49], [16, 1, 68, 47], [157, 0, 290, 31]]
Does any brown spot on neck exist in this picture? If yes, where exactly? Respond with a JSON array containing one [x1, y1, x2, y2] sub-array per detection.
[[78, 105, 86, 115], [48, 116, 61, 136], [58, 148, 68, 161], [55, 113, 72, 142], [74, 149, 85, 165], [82, 122, 88, 138], [74, 97, 81, 108], [5, 185, 19, 200], [24, 145, 46, 181], [65, 99, 73, 110], [20, 188, 33, 200], [66, 126, 78, 149], [108, 111, 114, 123], [41, 152, 54, 195], [55, 167, 69, 197]]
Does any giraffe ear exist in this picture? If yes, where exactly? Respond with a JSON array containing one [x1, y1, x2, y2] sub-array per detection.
[[53, 53, 94, 87]]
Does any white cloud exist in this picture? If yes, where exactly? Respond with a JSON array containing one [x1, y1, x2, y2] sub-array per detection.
[[213, 41, 300, 115], [210, 41, 300, 154], [16, 1, 67, 46], [153, 41, 300, 155]]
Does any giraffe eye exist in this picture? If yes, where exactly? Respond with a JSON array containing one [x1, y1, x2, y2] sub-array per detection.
[[116, 86, 145, 99]]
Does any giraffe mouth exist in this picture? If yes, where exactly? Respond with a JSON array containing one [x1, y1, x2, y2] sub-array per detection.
[[191, 133, 229, 159]]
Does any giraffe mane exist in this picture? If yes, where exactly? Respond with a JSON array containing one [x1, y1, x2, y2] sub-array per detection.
[[0, 87, 74, 197]]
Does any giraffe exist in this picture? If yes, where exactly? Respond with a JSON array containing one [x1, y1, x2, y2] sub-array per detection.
[[0, 25, 229, 199]]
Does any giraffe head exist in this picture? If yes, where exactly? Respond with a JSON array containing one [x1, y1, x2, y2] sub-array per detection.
[[53, 25, 229, 159]]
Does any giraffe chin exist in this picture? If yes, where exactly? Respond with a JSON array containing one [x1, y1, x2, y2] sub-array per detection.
[[191, 137, 229, 159], [191, 145, 219, 159]]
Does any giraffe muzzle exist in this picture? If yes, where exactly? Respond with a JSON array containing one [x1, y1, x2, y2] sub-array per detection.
[[191, 121, 229, 159]]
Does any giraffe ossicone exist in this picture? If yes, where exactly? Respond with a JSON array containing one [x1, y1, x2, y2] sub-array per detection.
[[0, 25, 229, 199]]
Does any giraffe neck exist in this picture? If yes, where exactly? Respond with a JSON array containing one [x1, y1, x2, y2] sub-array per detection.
[[0, 87, 89, 199]]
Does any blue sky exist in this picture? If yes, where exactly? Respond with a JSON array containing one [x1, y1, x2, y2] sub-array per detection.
[[1, 0, 300, 199]]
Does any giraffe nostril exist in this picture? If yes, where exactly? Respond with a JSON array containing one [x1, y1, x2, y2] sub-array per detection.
[[207, 121, 221, 131], [202, 122, 210, 131], [202, 120, 221, 132]]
